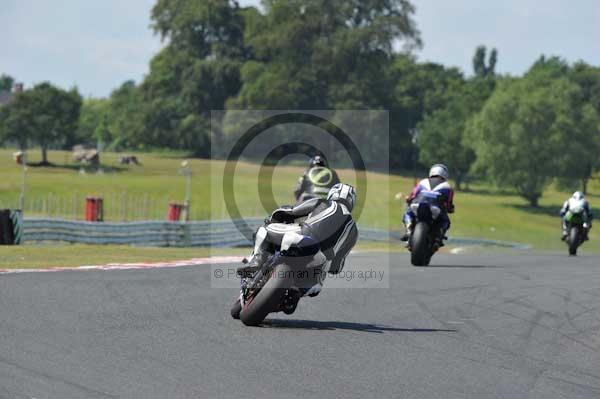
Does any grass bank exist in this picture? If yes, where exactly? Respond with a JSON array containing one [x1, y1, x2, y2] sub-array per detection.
[[1, 148, 599, 256], [0, 241, 408, 269]]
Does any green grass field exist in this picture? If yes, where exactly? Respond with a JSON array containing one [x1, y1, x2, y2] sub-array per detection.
[[1, 147, 599, 269]]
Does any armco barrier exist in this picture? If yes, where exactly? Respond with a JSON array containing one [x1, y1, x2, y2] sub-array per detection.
[[22, 218, 264, 247], [22, 217, 529, 249]]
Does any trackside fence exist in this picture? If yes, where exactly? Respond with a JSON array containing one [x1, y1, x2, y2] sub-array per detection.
[[21, 218, 529, 249], [22, 218, 263, 247]]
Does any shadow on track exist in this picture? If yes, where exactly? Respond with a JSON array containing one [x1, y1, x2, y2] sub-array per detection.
[[262, 319, 457, 334], [425, 264, 494, 268]]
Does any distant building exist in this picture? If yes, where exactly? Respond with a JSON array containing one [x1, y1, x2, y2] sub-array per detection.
[[0, 83, 24, 107]]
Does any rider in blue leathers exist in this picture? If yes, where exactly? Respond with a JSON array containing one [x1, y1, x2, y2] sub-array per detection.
[[401, 164, 455, 245]]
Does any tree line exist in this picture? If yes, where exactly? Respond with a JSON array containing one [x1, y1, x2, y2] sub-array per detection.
[[1, 0, 600, 206]]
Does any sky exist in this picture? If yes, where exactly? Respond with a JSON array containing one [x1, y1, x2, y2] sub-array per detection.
[[1, 0, 599, 98]]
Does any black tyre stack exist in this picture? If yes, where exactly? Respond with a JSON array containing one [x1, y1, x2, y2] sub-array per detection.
[[0, 209, 22, 245], [0, 209, 15, 245]]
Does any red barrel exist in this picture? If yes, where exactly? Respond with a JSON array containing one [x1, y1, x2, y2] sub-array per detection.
[[167, 203, 183, 222], [85, 197, 104, 222]]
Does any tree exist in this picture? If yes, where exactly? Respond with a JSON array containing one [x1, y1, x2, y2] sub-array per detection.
[[0, 82, 82, 164], [107, 80, 144, 149], [417, 48, 499, 188], [418, 99, 476, 190], [77, 98, 111, 146], [31, 83, 82, 163], [0, 90, 34, 149], [233, 0, 421, 110], [472, 45, 497, 78], [467, 75, 579, 207], [555, 102, 600, 194], [559, 62, 600, 193], [151, 0, 246, 59], [135, 0, 247, 155], [387, 56, 464, 170], [521, 57, 600, 195], [0, 74, 14, 91], [94, 114, 112, 150], [527, 55, 569, 79], [228, 0, 421, 167]]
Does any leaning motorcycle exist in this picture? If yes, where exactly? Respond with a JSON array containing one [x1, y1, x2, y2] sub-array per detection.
[[230, 224, 326, 326], [564, 206, 587, 256], [407, 198, 444, 266]]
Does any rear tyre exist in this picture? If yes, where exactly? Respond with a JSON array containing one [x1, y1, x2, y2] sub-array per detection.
[[240, 264, 292, 326], [230, 299, 242, 319], [410, 222, 431, 266], [568, 226, 580, 256]]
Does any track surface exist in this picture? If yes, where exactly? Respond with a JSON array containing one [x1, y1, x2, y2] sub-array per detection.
[[1, 252, 600, 398]]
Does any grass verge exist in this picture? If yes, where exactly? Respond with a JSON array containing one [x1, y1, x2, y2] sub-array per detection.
[[1, 148, 599, 253], [0, 245, 249, 269], [0, 241, 407, 270]]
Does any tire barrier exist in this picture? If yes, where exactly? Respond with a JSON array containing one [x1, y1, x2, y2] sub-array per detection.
[[22, 218, 265, 247], [0, 209, 21, 245], [21, 217, 529, 249]]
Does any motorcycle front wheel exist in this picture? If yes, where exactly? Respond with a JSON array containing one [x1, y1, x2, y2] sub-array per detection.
[[410, 222, 431, 266], [568, 226, 581, 256]]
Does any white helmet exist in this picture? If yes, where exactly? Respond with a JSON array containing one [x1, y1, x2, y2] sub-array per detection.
[[429, 164, 449, 180], [572, 191, 585, 200], [327, 183, 356, 212]]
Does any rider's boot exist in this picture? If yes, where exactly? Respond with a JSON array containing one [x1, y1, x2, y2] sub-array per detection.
[[435, 237, 445, 248], [434, 227, 446, 248], [236, 249, 267, 277], [583, 223, 590, 241], [303, 283, 322, 297], [237, 227, 269, 277], [561, 229, 568, 241], [400, 222, 413, 244], [561, 221, 568, 241]]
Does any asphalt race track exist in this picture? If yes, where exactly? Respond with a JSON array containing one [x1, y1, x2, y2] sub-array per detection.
[[1, 252, 600, 398]]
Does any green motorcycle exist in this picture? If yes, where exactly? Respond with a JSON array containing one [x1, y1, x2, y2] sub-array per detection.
[[564, 207, 586, 256]]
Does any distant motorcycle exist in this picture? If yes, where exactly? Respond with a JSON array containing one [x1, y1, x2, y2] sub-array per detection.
[[408, 196, 445, 266], [564, 206, 588, 256], [230, 223, 326, 326]]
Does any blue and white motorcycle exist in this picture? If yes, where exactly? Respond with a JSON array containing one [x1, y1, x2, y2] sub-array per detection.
[[407, 194, 445, 266]]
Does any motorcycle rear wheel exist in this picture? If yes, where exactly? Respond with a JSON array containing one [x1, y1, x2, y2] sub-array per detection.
[[240, 264, 292, 326], [230, 299, 242, 319], [410, 222, 431, 266]]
